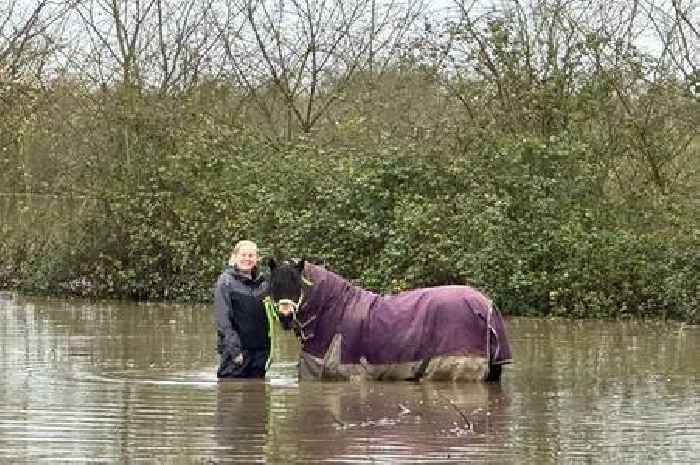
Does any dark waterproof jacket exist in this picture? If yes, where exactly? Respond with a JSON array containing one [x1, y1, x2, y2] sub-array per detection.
[[214, 265, 270, 358]]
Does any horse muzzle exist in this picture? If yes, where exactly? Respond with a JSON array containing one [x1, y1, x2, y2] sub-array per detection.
[[278, 312, 295, 330]]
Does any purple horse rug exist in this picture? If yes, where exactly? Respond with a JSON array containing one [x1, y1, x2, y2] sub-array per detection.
[[293, 264, 512, 382]]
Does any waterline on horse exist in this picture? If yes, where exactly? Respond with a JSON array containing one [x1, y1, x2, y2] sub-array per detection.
[[268, 259, 512, 382]]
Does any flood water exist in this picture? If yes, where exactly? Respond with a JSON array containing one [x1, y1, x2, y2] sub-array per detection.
[[0, 294, 698, 464]]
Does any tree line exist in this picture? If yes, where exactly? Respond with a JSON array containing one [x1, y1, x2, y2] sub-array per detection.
[[1, 0, 698, 321]]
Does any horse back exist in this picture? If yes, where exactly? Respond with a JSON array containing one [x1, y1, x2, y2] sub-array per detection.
[[364, 286, 495, 365]]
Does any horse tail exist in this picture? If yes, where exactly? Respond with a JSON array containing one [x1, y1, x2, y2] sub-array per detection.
[[484, 301, 504, 383]]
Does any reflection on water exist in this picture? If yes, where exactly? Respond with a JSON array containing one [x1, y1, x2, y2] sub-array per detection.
[[0, 295, 698, 463]]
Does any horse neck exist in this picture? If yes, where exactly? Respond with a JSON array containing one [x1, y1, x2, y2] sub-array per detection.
[[303, 264, 376, 316]]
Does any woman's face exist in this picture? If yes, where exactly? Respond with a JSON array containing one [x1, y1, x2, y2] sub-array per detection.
[[233, 244, 258, 272]]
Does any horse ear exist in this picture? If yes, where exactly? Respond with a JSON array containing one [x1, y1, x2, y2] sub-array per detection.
[[296, 258, 305, 273], [268, 257, 277, 271]]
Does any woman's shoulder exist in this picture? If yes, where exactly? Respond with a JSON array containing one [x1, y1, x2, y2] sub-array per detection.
[[216, 267, 234, 286]]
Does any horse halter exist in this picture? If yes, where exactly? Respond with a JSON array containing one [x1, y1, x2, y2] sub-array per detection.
[[276, 290, 315, 341], [276, 291, 303, 316]]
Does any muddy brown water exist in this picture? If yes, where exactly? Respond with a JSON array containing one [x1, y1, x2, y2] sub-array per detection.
[[0, 295, 698, 464]]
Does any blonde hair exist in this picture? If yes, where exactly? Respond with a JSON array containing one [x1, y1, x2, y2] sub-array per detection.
[[229, 240, 258, 265]]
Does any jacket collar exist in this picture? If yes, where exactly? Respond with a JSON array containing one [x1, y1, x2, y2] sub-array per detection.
[[225, 264, 264, 283]]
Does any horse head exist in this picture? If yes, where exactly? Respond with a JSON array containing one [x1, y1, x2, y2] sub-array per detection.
[[268, 258, 306, 331]]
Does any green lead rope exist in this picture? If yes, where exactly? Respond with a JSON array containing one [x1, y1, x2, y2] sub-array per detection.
[[264, 275, 313, 371], [264, 296, 279, 370]]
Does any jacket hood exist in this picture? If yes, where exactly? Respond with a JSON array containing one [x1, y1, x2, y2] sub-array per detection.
[[224, 264, 265, 284]]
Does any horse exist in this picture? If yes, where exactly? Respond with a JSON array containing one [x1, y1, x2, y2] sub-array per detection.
[[268, 258, 512, 382]]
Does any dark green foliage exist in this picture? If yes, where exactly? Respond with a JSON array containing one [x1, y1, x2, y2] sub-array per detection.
[[0, 77, 696, 322]]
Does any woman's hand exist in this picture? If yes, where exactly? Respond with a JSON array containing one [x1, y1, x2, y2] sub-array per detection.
[[277, 301, 295, 317]]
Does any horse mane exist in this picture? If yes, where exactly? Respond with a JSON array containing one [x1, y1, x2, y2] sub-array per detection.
[[268, 258, 305, 302]]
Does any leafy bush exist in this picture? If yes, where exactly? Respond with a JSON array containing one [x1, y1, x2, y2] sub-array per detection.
[[0, 83, 696, 323]]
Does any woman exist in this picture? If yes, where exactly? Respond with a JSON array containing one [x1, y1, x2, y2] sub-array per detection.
[[214, 240, 271, 378]]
